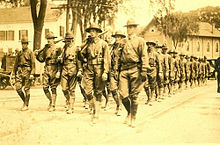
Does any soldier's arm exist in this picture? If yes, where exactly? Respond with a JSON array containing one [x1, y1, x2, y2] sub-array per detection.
[[139, 38, 149, 72], [13, 53, 19, 75], [30, 51, 36, 75], [156, 54, 163, 74], [103, 41, 110, 74], [76, 47, 83, 72]]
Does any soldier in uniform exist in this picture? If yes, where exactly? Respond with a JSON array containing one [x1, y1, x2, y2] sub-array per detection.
[[215, 57, 220, 93], [173, 50, 180, 93], [184, 55, 191, 89], [144, 41, 159, 105], [161, 45, 170, 98], [167, 49, 177, 96], [179, 53, 186, 91], [190, 55, 196, 88], [60, 32, 82, 114], [204, 56, 210, 85], [14, 37, 35, 111], [119, 19, 148, 128], [81, 23, 110, 124], [109, 30, 126, 116], [35, 32, 62, 112], [155, 46, 164, 100]]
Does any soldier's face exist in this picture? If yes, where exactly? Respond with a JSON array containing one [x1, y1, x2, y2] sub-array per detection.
[[22, 43, 28, 49], [127, 25, 137, 35], [47, 38, 54, 45], [89, 29, 98, 38], [115, 36, 123, 43]]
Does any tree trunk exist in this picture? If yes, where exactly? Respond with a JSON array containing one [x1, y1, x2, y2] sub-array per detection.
[[30, 0, 47, 50]]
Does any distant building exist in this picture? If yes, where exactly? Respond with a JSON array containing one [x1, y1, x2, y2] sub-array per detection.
[[140, 20, 220, 59], [0, 5, 66, 53]]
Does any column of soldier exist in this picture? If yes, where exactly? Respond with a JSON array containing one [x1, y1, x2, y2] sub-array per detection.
[[14, 19, 210, 128]]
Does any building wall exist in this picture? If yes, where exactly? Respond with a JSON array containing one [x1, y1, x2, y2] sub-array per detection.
[[143, 25, 220, 59]]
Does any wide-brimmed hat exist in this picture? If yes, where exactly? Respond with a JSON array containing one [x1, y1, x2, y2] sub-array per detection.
[[146, 41, 156, 46], [168, 49, 178, 54], [112, 30, 126, 38], [63, 32, 74, 42], [185, 55, 190, 59], [179, 52, 185, 56], [124, 18, 139, 27], [85, 23, 102, 33], [162, 45, 168, 50], [21, 36, 30, 43], [46, 31, 57, 39]]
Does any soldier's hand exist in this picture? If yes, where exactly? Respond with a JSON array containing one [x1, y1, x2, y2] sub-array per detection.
[[58, 56, 63, 63], [140, 71, 147, 82], [166, 72, 169, 78], [77, 70, 83, 78], [102, 72, 108, 81], [56, 71, 61, 79], [30, 74, 34, 80], [159, 72, 163, 78]]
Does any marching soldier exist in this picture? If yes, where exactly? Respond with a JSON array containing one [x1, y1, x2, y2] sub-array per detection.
[[173, 50, 180, 93], [204, 56, 210, 85], [194, 56, 199, 87], [14, 37, 35, 111], [185, 55, 191, 89], [215, 57, 220, 93], [144, 41, 159, 105], [109, 30, 126, 116], [81, 23, 110, 124], [60, 32, 82, 114], [119, 19, 149, 128], [161, 45, 170, 97], [179, 53, 186, 91], [190, 56, 196, 88], [155, 46, 164, 100], [167, 49, 177, 96], [35, 32, 62, 112]]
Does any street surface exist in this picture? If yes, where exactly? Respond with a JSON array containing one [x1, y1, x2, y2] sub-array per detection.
[[0, 80, 220, 145]]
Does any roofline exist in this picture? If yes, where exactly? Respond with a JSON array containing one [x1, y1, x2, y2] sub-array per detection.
[[189, 34, 220, 38]]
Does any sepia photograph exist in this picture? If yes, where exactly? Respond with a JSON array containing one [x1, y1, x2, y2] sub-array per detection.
[[0, 0, 220, 144]]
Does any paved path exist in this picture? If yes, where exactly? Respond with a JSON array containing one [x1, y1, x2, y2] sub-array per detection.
[[0, 80, 219, 145]]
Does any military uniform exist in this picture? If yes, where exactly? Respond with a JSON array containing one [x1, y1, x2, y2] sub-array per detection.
[[155, 46, 164, 100], [179, 53, 186, 90], [204, 56, 210, 85], [190, 56, 196, 87], [81, 23, 110, 123], [119, 19, 149, 128], [109, 31, 126, 115], [60, 32, 82, 114], [14, 37, 35, 111], [144, 42, 157, 105], [167, 50, 178, 95], [215, 57, 220, 93], [161, 46, 170, 97], [184, 55, 191, 89], [35, 32, 62, 112]]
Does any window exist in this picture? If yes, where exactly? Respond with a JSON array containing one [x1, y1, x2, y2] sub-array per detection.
[[60, 26, 64, 37], [45, 28, 49, 38], [0, 31, 6, 40], [216, 43, 219, 52], [207, 42, 210, 52], [6, 30, 14, 40], [186, 41, 189, 51], [197, 42, 200, 52], [19, 30, 28, 40]]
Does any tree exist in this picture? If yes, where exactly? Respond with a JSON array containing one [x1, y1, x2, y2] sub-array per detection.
[[187, 6, 220, 29], [155, 12, 199, 49], [69, 0, 123, 41], [30, 0, 47, 50]]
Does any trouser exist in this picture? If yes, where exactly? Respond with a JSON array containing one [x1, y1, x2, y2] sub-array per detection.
[[61, 68, 78, 110], [43, 65, 60, 107], [217, 73, 220, 93], [81, 64, 105, 118], [119, 67, 144, 119], [15, 68, 31, 106]]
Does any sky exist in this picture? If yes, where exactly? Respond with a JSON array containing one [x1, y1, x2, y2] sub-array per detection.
[[114, 0, 220, 31]]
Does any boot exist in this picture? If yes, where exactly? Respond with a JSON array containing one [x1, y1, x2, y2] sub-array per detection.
[[17, 90, 25, 103], [25, 94, 30, 107], [95, 101, 101, 119], [130, 103, 138, 128], [45, 92, 52, 109], [49, 94, 56, 112], [144, 87, 151, 105], [21, 105, 29, 111], [66, 97, 75, 114]]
